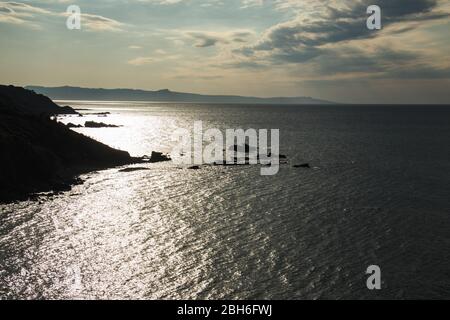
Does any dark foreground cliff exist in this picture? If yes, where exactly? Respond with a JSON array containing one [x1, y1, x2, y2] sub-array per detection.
[[0, 85, 141, 203], [0, 85, 78, 115]]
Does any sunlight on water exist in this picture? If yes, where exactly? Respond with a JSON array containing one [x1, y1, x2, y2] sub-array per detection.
[[1, 102, 450, 299], [57, 101, 183, 156]]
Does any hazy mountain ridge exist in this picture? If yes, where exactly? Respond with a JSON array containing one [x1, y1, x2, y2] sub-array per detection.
[[26, 86, 336, 104]]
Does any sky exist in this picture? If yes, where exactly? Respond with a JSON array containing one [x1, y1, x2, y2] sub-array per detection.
[[0, 0, 449, 103]]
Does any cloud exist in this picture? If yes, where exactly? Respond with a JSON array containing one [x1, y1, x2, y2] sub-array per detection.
[[182, 30, 254, 48], [0, 1, 51, 15], [187, 32, 220, 47], [128, 56, 154, 66], [311, 47, 419, 76], [232, 0, 450, 80], [0, 1, 52, 28], [0, 1, 125, 32], [80, 13, 124, 32], [140, 0, 183, 4], [240, 0, 265, 9], [127, 50, 181, 66], [246, 0, 447, 56]]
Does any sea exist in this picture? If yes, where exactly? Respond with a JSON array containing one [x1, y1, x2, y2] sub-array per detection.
[[1, 102, 450, 299]]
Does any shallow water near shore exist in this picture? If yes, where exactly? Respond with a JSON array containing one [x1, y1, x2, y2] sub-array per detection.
[[1, 102, 450, 299]]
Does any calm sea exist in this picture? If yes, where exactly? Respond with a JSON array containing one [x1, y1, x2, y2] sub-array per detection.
[[1, 102, 450, 299]]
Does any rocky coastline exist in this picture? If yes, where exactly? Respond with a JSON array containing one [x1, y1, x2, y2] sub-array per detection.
[[0, 85, 169, 203]]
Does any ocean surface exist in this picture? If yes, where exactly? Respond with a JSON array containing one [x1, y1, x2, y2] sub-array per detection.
[[1, 102, 450, 299]]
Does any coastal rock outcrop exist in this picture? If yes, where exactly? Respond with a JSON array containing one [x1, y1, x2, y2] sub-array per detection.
[[147, 151, 171, 163], [84, 121, 121, 128], [66, 122, 83, 128], [0, 85, 141, 203], [0, 85, 78, 115]]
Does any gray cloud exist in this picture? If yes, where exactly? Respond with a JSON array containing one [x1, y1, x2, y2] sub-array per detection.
[[234, 0, 449, 79], [252, 0, 446, 53], [185, 30, 254, 48], [313, 47, 420, 75], [376, 66, 450, 79], [191, 34, 220, 47]]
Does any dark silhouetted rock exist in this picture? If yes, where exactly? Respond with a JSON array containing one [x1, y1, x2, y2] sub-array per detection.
[[188, 165, 201, 170], [293, 163, 311, 168], [119, 167, 150, 173], [148, 151, 171, 163], [84, 121, 120, 128], [267, 152, 287, 159], [0, 85, 143, 203], [66, 123, 83, 128], [0, 85, 78, 115]]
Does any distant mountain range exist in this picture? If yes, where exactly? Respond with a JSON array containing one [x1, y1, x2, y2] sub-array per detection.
[[26, 86, 335, 105]]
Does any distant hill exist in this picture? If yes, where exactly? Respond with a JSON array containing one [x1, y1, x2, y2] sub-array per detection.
[[26, 86, 335, 105]]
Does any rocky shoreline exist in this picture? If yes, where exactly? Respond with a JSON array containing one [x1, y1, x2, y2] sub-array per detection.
[[0, 85, 169, 203]]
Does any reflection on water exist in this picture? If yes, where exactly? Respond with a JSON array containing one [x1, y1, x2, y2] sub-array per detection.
[[1, 103, 450, 299]]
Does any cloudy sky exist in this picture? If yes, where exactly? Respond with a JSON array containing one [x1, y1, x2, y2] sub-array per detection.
[[0, 0, 449, 103]]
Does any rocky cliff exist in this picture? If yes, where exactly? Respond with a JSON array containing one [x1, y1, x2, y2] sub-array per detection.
[[0, 85, 140, 202]]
